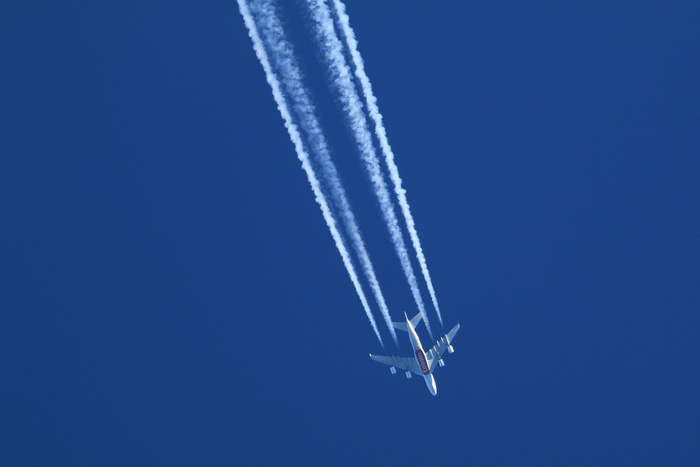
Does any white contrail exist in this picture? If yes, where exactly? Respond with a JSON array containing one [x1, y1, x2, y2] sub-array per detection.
[[239, 0, 398, 345], [329, 0, 444, 326], [237, 0, 384, 345], [306, 0, 435, 337], [247, 0, 398, 345]]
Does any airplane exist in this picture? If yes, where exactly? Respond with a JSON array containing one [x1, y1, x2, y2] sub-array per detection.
[[369, 312, 460, 395]]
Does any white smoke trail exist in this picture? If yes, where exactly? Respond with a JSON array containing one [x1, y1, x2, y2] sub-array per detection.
[[329, 0, 444, 326], [239, 0, 398, 345], [306, 0, 435, 337], [237, 0, 384, 345]]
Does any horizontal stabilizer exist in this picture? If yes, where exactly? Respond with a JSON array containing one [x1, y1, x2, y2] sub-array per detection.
[[392, 312, 423, 332]]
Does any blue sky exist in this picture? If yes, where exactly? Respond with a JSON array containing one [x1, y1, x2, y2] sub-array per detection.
[[2, 1, 699, 465]]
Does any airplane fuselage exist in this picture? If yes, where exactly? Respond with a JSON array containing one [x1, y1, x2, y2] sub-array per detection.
[[405, 314, 438, 395]]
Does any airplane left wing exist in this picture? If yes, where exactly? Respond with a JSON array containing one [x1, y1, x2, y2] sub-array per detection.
[[427, 323, 461, 371], [369, 354, 422, 375]]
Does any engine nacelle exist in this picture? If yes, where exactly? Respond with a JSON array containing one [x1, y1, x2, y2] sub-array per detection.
[[438, 359, 445, 367], [447, 345, 455, 354], [389, 366, 396, 375], [405, 371, 412, 379]]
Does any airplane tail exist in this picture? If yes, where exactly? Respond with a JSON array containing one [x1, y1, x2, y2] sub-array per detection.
[[392, 312, 423, 332]]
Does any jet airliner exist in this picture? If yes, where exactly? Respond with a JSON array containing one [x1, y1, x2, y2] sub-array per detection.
[[370, 312, 460, 395]]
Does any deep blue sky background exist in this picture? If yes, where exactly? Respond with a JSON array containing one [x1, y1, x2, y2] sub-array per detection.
[[2, 1, 699, 465]]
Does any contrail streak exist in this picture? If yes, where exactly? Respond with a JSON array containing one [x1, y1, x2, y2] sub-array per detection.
[[329, 0, 444, 326], [239, 0, 398, 345], [237, 0, 384, 345], [306, 0, 435, 337]]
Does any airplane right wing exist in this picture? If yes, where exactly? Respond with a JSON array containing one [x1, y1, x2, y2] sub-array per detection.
[[369, 354, 422, 375], [427, 323, 461, 371]]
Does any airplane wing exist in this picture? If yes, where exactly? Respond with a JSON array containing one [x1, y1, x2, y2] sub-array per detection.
[[369, 354, 422, 375], [426, 323, 461, 371]]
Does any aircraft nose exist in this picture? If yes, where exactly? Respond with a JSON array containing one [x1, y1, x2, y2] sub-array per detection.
[[425, 375, 438, 395]]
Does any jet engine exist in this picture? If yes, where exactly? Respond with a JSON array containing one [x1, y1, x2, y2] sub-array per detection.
[[405, 371, 412, 379], [447, 345, 455, 354], [438, 359, 445, 367], [389, 366, 396, 375]]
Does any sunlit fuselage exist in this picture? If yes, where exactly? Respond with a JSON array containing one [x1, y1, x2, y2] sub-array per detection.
[[404, 314, 437, 396]]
